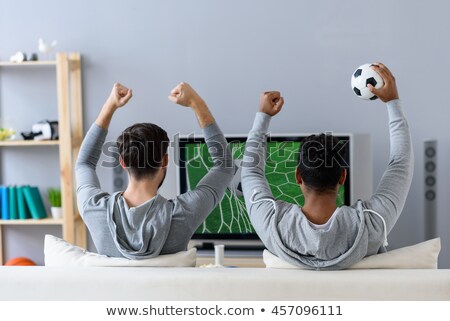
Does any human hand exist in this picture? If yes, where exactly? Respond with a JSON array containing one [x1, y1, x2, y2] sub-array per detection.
[[368, 63, 399, 103], [97, 83, 132, 129], [105, 83, 133, 110], [168, 82, 206, 109], [259, 91, 284, 116]]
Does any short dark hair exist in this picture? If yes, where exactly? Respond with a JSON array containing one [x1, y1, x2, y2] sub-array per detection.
[[116, 123, 169, 180], [297, 133, 348, 193]]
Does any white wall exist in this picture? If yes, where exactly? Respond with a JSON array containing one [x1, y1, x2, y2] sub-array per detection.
[[0, 0, 449, 267]]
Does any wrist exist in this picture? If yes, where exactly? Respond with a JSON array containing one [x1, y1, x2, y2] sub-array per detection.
[[387, 98, 401, 107], [258, 109, 273, 117], [193, 102, 214, 128], [259, 105, 274, 116], [386, 95, 400, 103], [257, 111, 272, 118], [102, 101, 118, 113], [191, 99, 207, 110]]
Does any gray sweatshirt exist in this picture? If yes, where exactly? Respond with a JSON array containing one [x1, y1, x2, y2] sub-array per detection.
[[76, 122, 234, 259], [241, 100, 413, 270]]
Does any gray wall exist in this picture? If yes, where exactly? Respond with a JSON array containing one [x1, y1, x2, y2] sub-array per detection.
[[1, 0, 449, 267]]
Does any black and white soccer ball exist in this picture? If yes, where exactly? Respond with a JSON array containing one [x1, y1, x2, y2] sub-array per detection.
[[351, 63, 384, 100]]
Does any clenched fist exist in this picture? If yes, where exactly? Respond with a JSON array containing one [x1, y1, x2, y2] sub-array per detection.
[[259, 91, 284, 116], [168, 82, 205, 109], [105, 83, 133, 110]]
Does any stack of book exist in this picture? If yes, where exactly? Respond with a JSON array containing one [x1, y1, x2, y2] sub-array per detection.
[[0, 185, 47, 220]]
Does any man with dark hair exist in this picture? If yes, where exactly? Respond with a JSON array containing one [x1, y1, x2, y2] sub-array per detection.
[[76, 82, 234, 259], [242, 63, 413, 270], [116, 123, 170, 182], [297, 133, 348, 195]]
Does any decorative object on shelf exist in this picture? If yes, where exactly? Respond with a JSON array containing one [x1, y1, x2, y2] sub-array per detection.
[[47, 188, 62, 219], [29, 53, 38, 61], [21, 120, 58, 140], [0, 127, 15, 141], [38, 38, 57, 59], [4, 257, 37, 266], [9, 51, 27, 63]]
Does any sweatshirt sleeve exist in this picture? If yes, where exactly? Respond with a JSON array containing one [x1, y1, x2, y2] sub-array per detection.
[[241, 112, 273, 202], [174, 122, 234, 232], [241, 112, 283, 248], [75, 124, 110, 215], [362, 99, 414, 234]]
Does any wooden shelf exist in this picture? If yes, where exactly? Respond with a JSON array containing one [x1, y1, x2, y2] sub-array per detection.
[[0, 61, 56, 67], [0, 218, 63, 225], [0, 52, 86, 265], [0, 140, 59, 147]]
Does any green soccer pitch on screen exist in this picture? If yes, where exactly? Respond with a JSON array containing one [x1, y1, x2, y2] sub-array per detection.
[[177, 136, 349, 238]]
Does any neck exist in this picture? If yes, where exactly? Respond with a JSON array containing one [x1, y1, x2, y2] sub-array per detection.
[[301, 192, 338, 225], [122, 176, 160, 207]]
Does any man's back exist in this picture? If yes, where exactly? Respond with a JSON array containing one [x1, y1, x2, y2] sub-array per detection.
[[241, 64, 413, 270], [76, 82, 234, 259]]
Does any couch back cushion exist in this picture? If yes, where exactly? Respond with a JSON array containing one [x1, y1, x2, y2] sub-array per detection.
[[44, 234, 196, 267], [263, 238, 441, 269]]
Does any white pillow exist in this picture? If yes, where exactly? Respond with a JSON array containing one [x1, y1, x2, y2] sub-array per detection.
[[44, 234, 196, 267], [263, 238, 441, 269]]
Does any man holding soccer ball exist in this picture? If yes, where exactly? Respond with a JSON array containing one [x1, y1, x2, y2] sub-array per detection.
[[241, 63, 413, 270]]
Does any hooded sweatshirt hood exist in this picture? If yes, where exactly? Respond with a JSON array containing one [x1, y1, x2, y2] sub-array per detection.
[[250, 190, 376, 270], [106, 192, 172, 259], [275, 202, 375, 270]]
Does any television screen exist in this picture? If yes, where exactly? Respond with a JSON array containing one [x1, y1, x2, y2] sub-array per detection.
[[177, 135, 350, 240]]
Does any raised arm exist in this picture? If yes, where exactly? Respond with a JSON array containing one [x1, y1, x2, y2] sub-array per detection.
[[362, 63, 414, 233], [168, 83, 234, 232], [76, 83, 132, 212], [241, 92, 286, 239]]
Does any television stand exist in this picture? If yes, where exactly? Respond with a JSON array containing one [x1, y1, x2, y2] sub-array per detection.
[[194, 242, 265, 252], [192, 241, 265, 268]]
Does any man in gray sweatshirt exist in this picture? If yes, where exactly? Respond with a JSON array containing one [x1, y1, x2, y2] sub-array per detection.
[[76, 82, 234, 259], [242, 63, 413, 270]]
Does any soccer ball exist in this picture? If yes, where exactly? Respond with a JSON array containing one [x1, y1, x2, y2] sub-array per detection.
[[351, 63, 384, 100]]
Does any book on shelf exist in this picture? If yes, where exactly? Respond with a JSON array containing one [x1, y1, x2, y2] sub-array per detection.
[[0, 185, 47, 220], [17, 186, 32, 220], [8, 186, 18, 220], [1, 186, 8, 220], [22, 186, 47, 219]]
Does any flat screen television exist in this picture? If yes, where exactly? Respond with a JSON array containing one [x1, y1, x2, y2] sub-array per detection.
[[175, 133, 372, 249]]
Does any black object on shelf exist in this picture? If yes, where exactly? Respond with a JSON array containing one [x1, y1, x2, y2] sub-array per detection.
[[20, 120, 58, 140]]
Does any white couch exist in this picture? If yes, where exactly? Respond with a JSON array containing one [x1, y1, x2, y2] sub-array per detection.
[[1, 236, 448, 301], [0, 266, 449, 300]]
